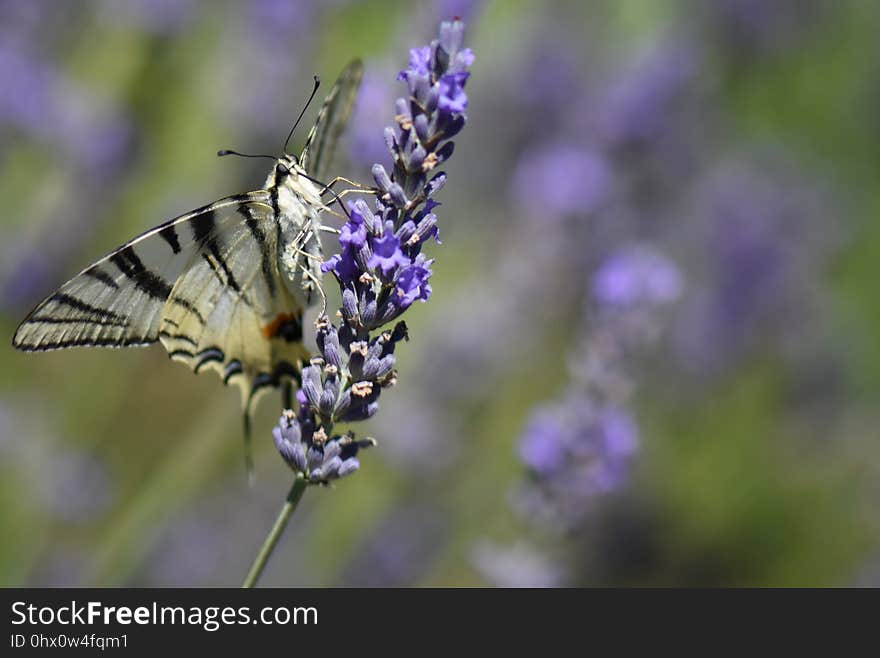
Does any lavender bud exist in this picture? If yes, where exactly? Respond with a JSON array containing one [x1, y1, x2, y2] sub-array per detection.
[[323, 441, 342, 462], [414, 113, 430, 143], [321, 456, 343, 479], [301, 365, 322, 408], [341, 288, 359, 322], [439, 19, 465, 58], [307, 446, 324, 472], [372, 163, 393, 191], [426, 172, 447, 197], [396, 220, 417, 245], [321, 328, 343, 368], [388, 182, 408, 207], [338, 458, 361, 478], [319, 376, 340, 417], [383, 126, 398, 162], [436, 140, 455, 163]]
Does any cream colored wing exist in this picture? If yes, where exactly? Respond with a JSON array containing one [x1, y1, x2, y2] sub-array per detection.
[[158, 202, 311, 407], [12, 192, 269, 353]]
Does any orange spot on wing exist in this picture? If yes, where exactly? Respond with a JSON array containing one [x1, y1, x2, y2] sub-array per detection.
[[262, 313, 297, 339]]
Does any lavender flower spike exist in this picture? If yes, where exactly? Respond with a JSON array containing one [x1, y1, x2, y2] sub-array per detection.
[[275, 19, 473, 479], [251, 19, 472, 589]]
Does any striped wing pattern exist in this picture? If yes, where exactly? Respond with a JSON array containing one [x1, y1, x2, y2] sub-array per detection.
[[13, 192, 308, 404], [159, 202, 310, 404], [300, 59, 364, 181], [13, 59, 366, 425]]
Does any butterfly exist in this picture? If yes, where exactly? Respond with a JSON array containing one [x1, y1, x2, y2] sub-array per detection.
[[13, 60, 364, 473]]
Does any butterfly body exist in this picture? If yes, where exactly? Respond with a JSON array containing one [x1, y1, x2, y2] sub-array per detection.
[[13, 61, 364, 418], [268, 157, 326, 308]]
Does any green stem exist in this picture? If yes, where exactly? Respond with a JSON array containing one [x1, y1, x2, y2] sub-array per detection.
[[242, 475, 308, 588]]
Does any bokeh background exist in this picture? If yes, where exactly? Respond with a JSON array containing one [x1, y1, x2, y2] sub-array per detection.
[[2, 0, 880, 587]]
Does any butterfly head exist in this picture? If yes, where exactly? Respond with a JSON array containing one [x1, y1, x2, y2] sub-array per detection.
[[274, 154, 299, 176], [270, 154, 310, 188], [269, 155, 325, 212]]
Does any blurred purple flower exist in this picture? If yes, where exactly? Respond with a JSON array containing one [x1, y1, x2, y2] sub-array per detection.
[[592, 245, 683, 309], [509, 240, 680, 535], [0, 35, 131, 172], [597, 44, 697, 151], [512, 146, 610, 219], [519, 408, 567, 476], [673, 160, 826, 373], [518, 400, 639, 527], [0, 37, 54, 136], [53, 82, 133, 172]]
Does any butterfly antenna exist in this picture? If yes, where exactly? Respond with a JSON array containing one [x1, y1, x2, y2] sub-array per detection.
[[217, 149, 276, 160], [283, 75, 321, 156]]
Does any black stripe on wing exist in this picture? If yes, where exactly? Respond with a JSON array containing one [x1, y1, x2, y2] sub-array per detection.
[[50, 293, 127, 323], [159, 224, 182, 254], [238, 205, 277, 297], [83, 267, 120, 290], [109, 246, 173, 300], [192, 209, 243, 293], [14, 336, 153, 352], [11, 191, 272, 352]]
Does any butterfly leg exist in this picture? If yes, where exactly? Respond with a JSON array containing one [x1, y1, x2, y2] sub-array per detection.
[[287, 242, 330, 318], [318, 188, 375, 221], [318, 176, 374, 197], [317, 176, 379, 219], [300, 259, 328, 317]]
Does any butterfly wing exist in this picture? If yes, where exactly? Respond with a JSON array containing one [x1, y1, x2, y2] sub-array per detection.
[[159, 202, 310, 406], [12, 193, 266, 352], [299, 59, 364, 181], [13, 192, 308, 404]]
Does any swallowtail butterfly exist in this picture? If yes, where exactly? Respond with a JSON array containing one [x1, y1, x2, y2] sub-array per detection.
[[13, 60, 364, 472]]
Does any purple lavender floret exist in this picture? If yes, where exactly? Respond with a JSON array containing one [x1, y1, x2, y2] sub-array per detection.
[[276, 19, 473, 479], [273, 409, 374, 483]]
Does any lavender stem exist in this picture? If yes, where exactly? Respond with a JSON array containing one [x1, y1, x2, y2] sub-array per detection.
[[242, 474, 308, 588]]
